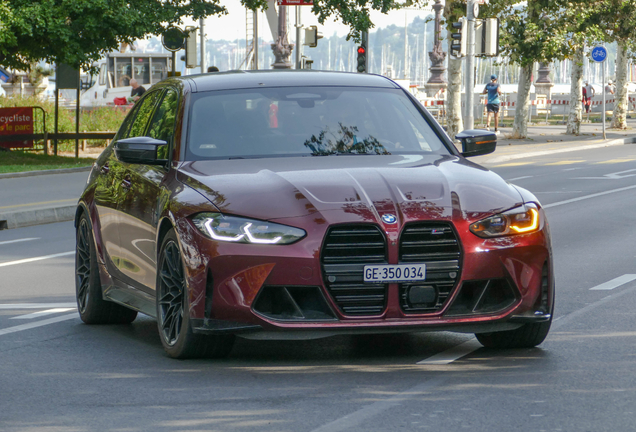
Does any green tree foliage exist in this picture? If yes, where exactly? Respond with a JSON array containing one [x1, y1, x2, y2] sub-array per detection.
[[0, 0, 225, 71]]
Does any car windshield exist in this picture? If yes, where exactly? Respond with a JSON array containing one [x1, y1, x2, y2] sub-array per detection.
[[186, 86, 450, 160]]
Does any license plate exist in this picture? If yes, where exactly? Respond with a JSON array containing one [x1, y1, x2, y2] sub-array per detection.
[[363, 264, 426, 283]]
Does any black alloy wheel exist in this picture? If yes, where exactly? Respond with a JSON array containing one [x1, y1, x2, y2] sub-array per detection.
[[156, 229, 235, 359], [157, 239, 185, 346], [75, 212, 138, 324]]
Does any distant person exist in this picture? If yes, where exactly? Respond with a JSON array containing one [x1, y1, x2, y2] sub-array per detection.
[[583, 80, 595, 113], [207, 66, 219, 72], [129, 78, 146, 101], [482, 74, 502, 133], [605, 80, 615, 95]]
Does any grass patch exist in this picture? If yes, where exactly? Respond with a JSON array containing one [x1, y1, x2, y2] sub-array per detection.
[[0, 150, 94, 174]]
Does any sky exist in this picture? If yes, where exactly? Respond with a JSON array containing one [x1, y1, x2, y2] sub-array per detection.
[[181, 0, 437, 42]]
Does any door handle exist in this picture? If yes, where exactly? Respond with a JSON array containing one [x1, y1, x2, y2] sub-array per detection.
[[100, 163, 110, 174]]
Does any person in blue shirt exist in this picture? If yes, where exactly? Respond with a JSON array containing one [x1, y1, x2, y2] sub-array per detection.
[[482, 74, 502, 133]]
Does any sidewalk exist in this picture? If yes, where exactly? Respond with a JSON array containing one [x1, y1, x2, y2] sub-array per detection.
[[1, 120, 635, 230]]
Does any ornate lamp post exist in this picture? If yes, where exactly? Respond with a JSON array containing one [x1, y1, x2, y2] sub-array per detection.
[[271, 4, 294, 69], [425, 0, 447, 98]]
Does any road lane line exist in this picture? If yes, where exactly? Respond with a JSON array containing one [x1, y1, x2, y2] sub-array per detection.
[[309, 377, 446, 432], [544, 184, 636, 209], [416, 338, 483, 365], [507, 176, 533, 181], [0, 313, 78, 337], [0, 238, 40, 246], [589, 274, 636, 291], [0, 251, 74, 267], [10, 308, 76, 320], [0, 199, 76, 210], [0, 303, 77, 309]]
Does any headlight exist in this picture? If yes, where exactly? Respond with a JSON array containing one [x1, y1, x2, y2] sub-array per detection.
[[469, 203, 541, 238], [192, 213, 306, 245]]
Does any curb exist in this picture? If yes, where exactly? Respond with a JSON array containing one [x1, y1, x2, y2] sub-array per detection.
[[482, 136, 636, 165], [0, 166, 92, 180], [0, 205, 76, 230]]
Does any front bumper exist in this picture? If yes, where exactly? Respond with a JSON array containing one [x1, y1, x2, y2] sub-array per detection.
[[176, 214, 554, 339]]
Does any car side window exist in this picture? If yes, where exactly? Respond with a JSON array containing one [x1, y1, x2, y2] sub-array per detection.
[[126, 90, 164, 138], [147, 88, 179, 159]]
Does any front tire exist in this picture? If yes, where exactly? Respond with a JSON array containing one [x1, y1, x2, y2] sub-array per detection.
[[75, 212, 138, 324], [156, 229, 234, 359]]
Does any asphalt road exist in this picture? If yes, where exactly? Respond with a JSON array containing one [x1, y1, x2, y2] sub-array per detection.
[[1, 144, 635, 431]]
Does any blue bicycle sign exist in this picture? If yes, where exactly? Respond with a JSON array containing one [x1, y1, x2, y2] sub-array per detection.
[[592, 46, 607, 63]]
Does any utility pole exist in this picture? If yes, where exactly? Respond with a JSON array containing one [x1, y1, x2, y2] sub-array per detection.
[[199, 17, 206, 73], [295, 6, 302, 69], [465, 0, 476, 130]]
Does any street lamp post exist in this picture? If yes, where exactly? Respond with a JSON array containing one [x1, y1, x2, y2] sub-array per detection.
[[425, 0, 447, 97], [271, 4, 294, 69]]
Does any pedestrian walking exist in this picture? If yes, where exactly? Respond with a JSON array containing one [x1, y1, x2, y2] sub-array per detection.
[[583, 80, 595, 113], [482, 74, 502, 133], [605, 80, 615, 95]]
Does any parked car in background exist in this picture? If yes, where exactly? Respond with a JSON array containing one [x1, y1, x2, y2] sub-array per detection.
[[75, 70, 554, 358]]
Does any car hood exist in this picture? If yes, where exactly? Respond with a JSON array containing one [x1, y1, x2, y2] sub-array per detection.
[[176, 154, 523, 225]]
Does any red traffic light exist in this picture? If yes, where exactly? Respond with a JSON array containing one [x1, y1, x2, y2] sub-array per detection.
[[357, 46, 366, 55]]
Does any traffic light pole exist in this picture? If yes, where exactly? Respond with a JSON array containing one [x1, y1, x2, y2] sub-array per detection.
[[465, 0, 476, 130]]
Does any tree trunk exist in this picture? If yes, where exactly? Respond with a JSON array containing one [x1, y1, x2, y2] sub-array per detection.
[[566, 48, 584, 135], [445, 33, 463, 139], [511, 64, 533, 139], [612, 40, 629, 129]]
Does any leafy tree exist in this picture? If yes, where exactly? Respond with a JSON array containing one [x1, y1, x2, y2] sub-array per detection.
[[480, 0, 573, 139], [582, 0, 636, 130], [0, 0, 224, 70]]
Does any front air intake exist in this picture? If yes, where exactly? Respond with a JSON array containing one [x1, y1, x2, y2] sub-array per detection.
[[321, 225, 388, 316], [399, 223, 462, 313]]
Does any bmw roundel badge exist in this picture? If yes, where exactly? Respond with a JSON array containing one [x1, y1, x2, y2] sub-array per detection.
[[382, 214, 397, 224]]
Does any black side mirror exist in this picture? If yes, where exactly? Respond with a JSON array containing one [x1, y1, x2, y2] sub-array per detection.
[[456, 130, 497, 157], [114, 137, 168, 165]]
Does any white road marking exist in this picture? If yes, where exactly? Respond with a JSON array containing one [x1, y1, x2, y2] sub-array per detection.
[[575, 168, 636, 180], [309, 377, 446, 432], [416, 338, 483, 365], [0, 238, 40, 246], [544, 184, 636, 209], [10, 308, 76, 320], [0, 251, 74, 267], [0, 313, 78, 337], [507, 176, 533, 181], [0, 303, 77, 309], [589, 274, 636, 291]]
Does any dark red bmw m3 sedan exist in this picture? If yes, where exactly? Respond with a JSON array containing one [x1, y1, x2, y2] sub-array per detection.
[[75, 70, 554, 358]]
